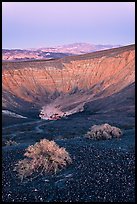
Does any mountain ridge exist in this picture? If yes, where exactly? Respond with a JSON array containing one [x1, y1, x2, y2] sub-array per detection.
[[2, 42, 122, 61]]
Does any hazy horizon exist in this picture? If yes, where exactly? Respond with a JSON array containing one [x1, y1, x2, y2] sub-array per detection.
[[2, 42, 125, 50], [2, 2, 135, 49], [3, 42, 135, 51]]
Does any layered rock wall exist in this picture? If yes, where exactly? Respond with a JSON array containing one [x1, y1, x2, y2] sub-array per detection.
[[2, 45, 135, 118]]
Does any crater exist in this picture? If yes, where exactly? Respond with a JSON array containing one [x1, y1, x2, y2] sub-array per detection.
[[2, 44, 135, 121]]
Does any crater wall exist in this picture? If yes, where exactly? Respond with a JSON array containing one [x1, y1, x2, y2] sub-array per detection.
[[2, 45, 135, 118]]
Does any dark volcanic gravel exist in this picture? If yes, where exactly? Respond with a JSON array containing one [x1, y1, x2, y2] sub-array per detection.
[[2, 137, 135, 202]]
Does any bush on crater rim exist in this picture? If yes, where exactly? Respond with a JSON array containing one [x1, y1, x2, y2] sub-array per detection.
[[85, 123, 122, 140], [14, 139, 72, 180]]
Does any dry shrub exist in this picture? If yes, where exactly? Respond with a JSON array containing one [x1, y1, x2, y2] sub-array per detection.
[[14, 139, 72, 180], [85, 123, 122, 140]]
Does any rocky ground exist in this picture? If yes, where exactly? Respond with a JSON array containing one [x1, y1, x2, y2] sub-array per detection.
[[2, 110, 135, 202]]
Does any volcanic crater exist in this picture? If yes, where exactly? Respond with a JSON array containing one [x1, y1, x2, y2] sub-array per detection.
[[2, 44, 135, 202], [2, 44, 135, 120]]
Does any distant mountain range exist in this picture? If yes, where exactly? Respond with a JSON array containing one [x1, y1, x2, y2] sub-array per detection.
[[2, 43, 121, 61]]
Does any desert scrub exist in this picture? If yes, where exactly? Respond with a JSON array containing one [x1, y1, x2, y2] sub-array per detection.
[[14, 139, 72, 180], [85, 123, 122, 140]]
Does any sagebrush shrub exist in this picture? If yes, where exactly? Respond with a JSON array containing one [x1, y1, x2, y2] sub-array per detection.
[[14, 139, 72, 180], [85, 123, 122, 140]]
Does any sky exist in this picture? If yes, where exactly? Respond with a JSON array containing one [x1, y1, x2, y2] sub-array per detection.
[[2, 2, 135, 49]]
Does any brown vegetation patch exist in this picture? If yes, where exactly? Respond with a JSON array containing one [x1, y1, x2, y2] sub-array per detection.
[[85, 123, 122, 140], [14, 139, 72, 180]]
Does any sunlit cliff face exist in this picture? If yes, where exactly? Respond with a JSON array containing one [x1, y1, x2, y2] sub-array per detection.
[[2, 45, 135, 120]]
